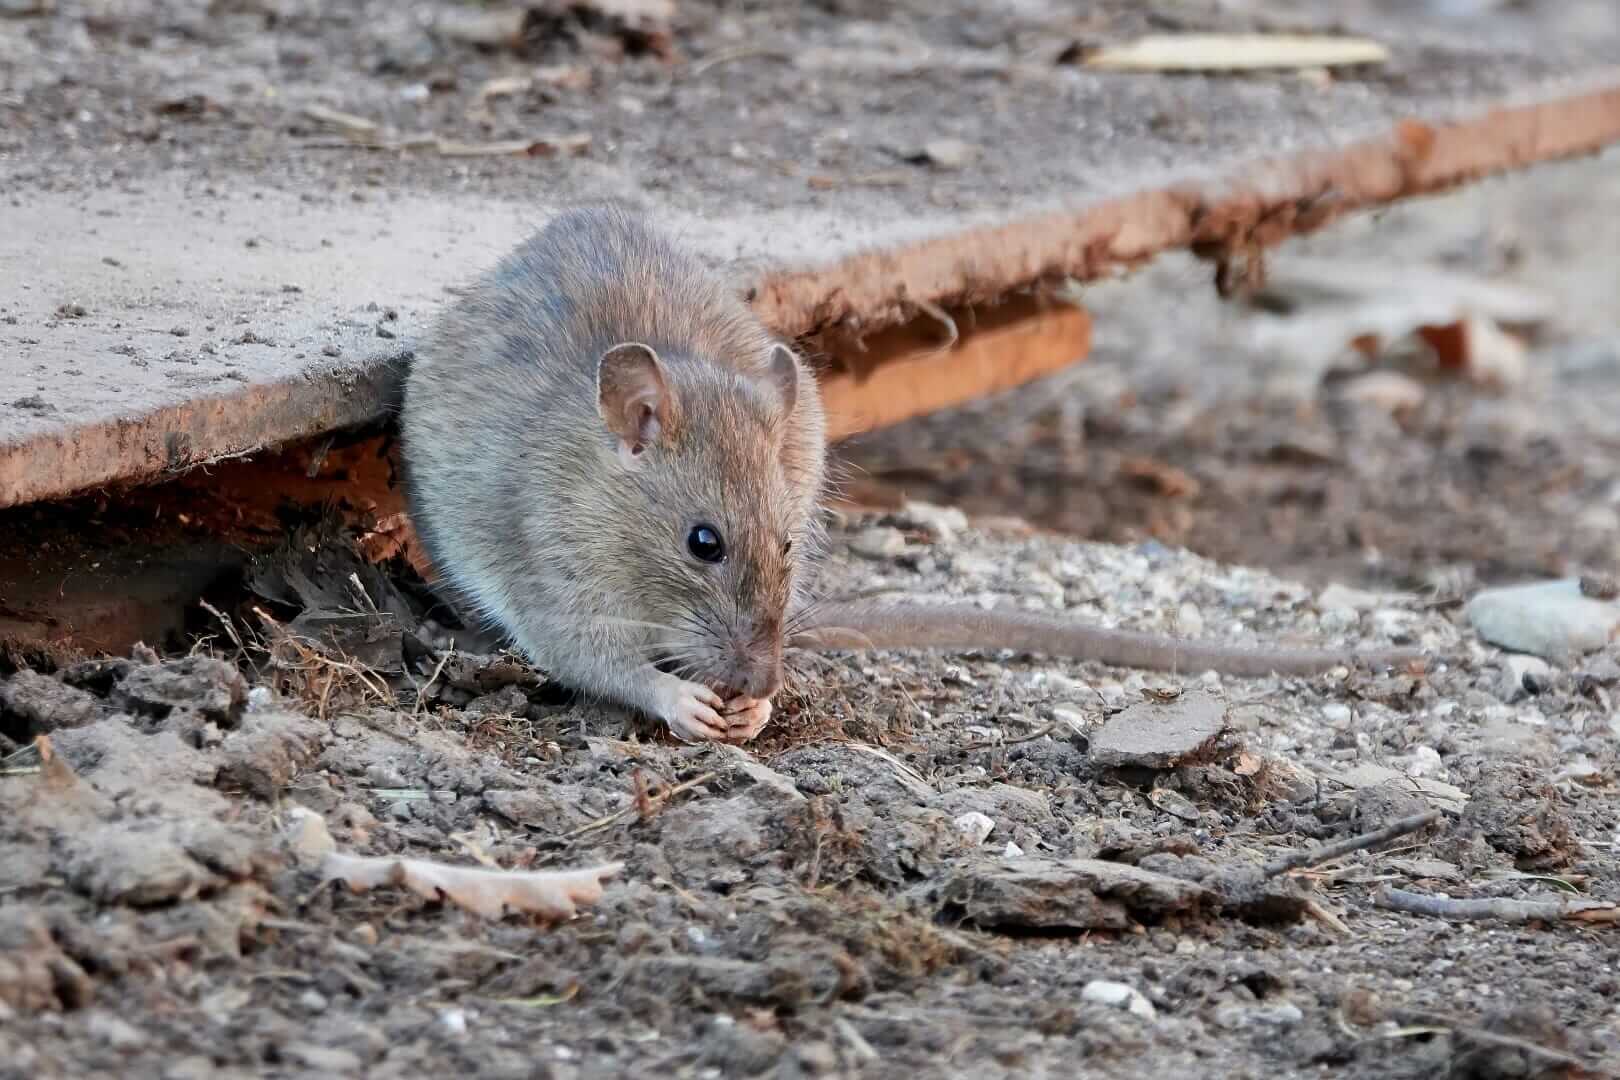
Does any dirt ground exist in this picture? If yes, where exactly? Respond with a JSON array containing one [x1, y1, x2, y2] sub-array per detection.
[[5, 1, 1620, 1079]]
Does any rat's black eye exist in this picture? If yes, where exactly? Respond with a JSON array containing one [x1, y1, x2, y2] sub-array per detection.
[[782, 539, 793, 555], [687, 524, 726, 564]]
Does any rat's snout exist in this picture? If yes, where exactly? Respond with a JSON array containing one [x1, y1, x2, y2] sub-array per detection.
[[723, 617, 784, 699]]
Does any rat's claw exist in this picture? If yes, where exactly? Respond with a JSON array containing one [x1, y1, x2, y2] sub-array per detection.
[[657, 678, 730, 742], [721, 696, 773, 743]]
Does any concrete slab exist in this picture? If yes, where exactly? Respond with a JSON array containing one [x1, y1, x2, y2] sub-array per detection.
[[3, 0, 1620, 507]]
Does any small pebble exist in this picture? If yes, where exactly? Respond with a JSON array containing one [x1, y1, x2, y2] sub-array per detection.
[[849, 526, 905, 559], [1318, 583, 1386, 612], [439, 1008, 468, 1036], [1050, 706, 1087, 732], [1081, 980, 1156, 1019], [1319, 607, 1360, 635], [1495, 653, 1553, 703], [898, 500, 968, 542], [1402, 746, 1444, 779], [953, 811, 995, 845], [1322, 703, 1353, 725], [298, 989, 329, 1013], [1214, 1002, 1305, 1029], [1338, 369, 1425, 416]]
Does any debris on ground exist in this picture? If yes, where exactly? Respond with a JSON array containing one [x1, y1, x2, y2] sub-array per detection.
[[1086, 690, 1229, 769]]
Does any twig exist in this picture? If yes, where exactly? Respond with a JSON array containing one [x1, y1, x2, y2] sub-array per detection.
[[959, 723, 1055, 753], [198, 598, 245, 653], [563, 771, 718, 840], [1300, 896, 1351, 936], [688, 45, 793, 76], [412, 649, 454, 720], [1257, 811, 1440, 880], [1376, 886, 1620, 925], [1384, 1009, 1592, 1071]]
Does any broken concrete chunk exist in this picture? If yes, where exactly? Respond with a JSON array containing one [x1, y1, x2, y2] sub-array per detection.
[[0, 670, 105, 734], [926, 856, 1213, 931], [482, 787, 590, 832], [1465, 579, 1620, 660], [0, 908, 92, 1012], [1385, 857, 1463, 882], [114, 655, 248, 726], [1088, 691, 1228, 769], [1331, 762, 1468, 813], [217, 711, 325, 800], [56, 823, 215, 906]]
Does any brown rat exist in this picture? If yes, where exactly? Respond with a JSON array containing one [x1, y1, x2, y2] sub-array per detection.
[[401, 206, 1424, 743], [402, 205, 826, 742]]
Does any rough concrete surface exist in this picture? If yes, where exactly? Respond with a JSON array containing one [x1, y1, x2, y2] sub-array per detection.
[[4, 0, 1620, 505]]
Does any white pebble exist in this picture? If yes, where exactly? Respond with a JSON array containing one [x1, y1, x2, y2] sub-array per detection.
[[953, 811, 995, 845], [1370, 608, 1418, 637], [1322, 703, 1353, 725], [850, 526, 906, 559], [1319, 583, 1383, 612], [1495, 653, 1553, 703], [1002, 840, 1024, 858], [1319, 607, 1360, 635], [1403, 746, 1444, 779], [439, 1009, 468, 1036], [1081, 980, 1157, 1019], [1051, 706, 1088, 733], [899, 501, 968, 542]]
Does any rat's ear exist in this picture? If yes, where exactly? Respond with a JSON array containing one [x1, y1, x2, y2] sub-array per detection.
[[766, 343, 799, 415], [598, 342, 676, 458]]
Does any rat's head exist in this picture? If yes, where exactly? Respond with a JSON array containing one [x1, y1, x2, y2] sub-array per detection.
[[595, 338, 825, 700]]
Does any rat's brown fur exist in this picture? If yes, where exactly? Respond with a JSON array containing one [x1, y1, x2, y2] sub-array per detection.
[[402, 206, 826, 740], [403, 206, 1424, 743]]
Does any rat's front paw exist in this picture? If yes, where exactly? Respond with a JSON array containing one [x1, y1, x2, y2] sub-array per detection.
[[721, 696, 772, 742], [655, 677, 729, 742]]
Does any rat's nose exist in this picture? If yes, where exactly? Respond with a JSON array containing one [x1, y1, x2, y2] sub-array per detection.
[[730, 619, 783, 698], [738, 659, 782, 700]]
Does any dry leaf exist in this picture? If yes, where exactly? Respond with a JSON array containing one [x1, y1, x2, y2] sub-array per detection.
[[321, 851, 622, 920], [1083, 34, 1388, 73]]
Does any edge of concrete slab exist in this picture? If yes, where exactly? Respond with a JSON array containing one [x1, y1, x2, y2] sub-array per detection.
[[4, 75, 1620, 511]]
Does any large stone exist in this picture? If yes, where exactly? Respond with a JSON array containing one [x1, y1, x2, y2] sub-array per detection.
[[1465, 579, 1620, 660], [1088, 691, 1228, 769]]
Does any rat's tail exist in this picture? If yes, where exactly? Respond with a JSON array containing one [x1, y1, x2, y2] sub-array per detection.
[[791, 601, 1423, 678]]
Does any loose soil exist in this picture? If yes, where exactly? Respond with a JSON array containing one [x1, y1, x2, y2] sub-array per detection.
[[4, 2, 1620, 1079]]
